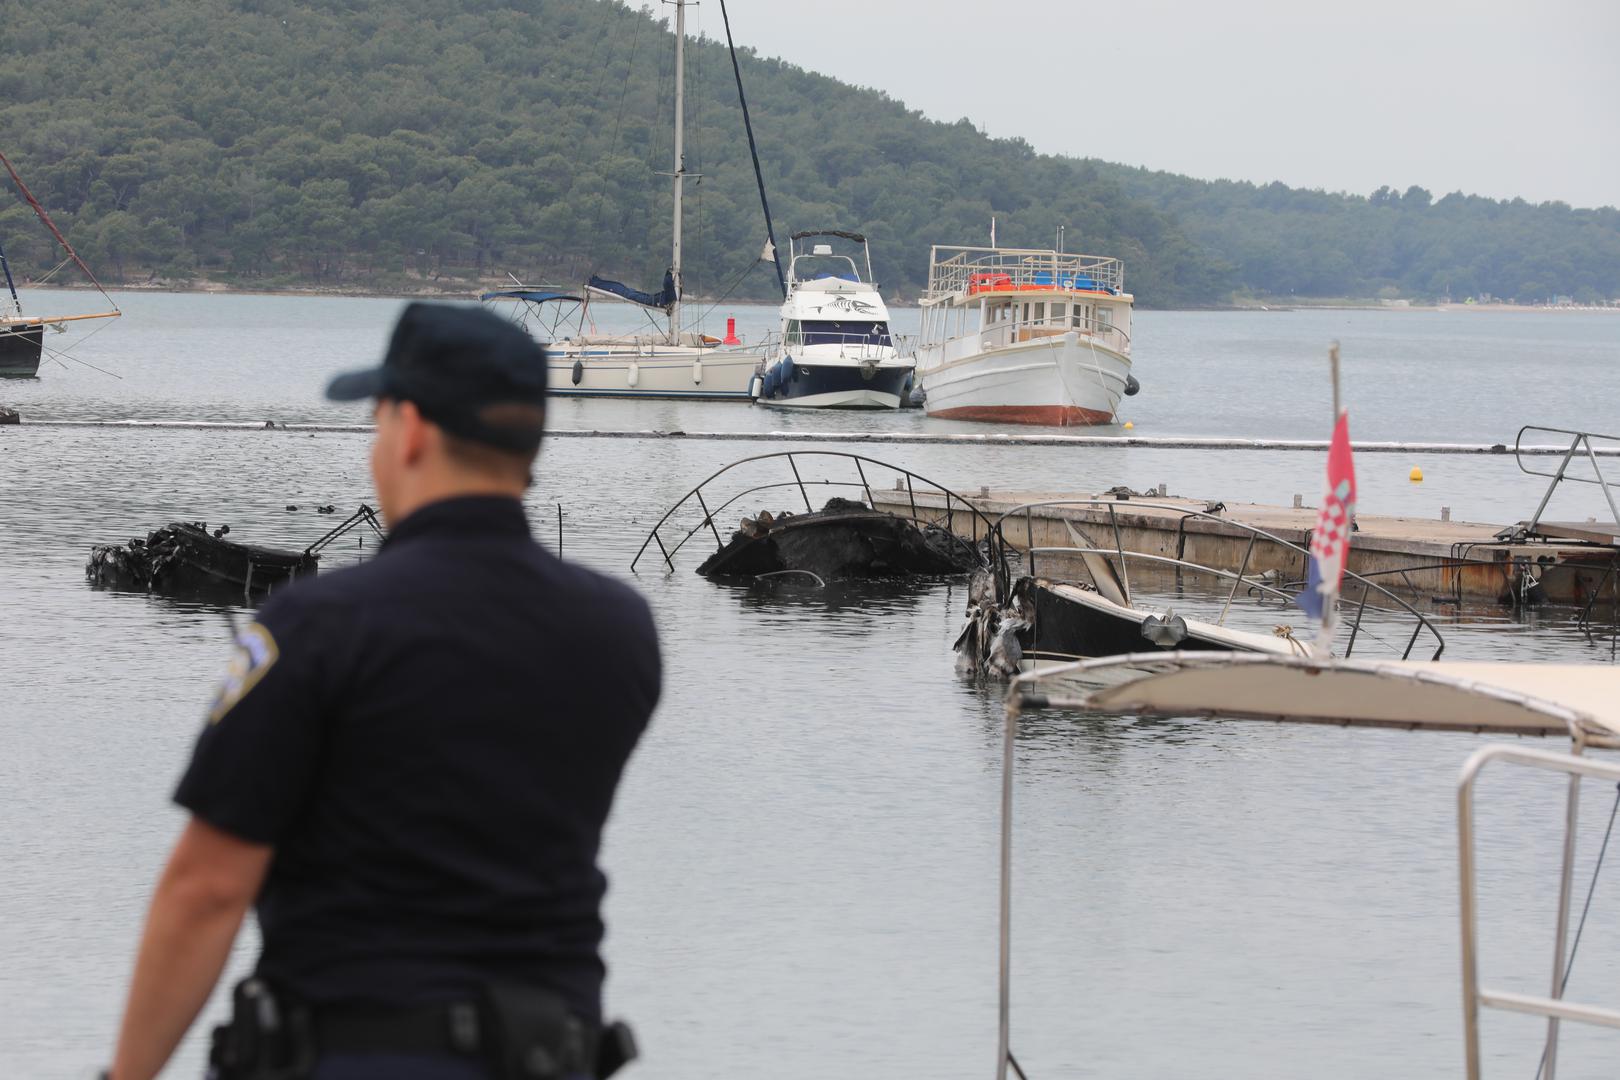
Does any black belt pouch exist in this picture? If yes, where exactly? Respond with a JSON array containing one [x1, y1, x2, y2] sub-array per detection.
[[481, 984, 590, 1080]]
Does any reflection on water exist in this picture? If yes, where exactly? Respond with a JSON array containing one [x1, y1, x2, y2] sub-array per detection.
[[5, 294, 1620, 1078]]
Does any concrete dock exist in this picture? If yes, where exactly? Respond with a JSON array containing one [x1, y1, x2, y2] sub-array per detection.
[[871, 488, 1619, 608]]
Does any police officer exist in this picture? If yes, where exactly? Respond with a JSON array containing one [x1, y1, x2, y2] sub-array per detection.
[[107, 303, 660, 1080]]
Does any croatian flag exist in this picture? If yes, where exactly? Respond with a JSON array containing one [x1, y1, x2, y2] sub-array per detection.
[[1298, 411, 1357, 619]]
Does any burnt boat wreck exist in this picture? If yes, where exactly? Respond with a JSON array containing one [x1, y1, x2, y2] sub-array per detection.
[[957, 499, 1446, 679], [87, 505, 384, 599], [632, 452, 994, 584]]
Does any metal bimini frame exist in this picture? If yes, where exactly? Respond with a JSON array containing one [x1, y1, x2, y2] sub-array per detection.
[[302, 504, 386, 557], [994, 659, 1619, 1080], [629, 451, 1000, 573], [1509, 425, 1620, 543], [983, 499, 1447, 660]]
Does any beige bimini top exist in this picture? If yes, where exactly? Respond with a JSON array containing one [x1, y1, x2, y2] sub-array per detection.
[[1013, 653, 1620, 746]]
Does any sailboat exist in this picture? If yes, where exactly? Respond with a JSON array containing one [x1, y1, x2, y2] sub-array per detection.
[[0, 150, 121, 377], [484, 0, 767, 400]]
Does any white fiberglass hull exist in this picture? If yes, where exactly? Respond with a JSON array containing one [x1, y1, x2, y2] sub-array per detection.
[[918, 332, 1130, 426], [546, 345, 763, 400]]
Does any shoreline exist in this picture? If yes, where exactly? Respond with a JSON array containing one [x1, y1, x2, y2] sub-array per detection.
[[13, 281, 1618, 314]]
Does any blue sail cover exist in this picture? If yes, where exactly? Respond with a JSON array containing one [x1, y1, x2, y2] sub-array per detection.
[[480, 289, 582, 304], [587, 269, 677, 311]]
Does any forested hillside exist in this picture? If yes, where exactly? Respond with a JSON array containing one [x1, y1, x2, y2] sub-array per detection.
[[1, 0, 1615, 306]]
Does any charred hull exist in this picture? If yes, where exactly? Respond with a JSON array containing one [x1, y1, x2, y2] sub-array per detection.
[[697, 498, 981, 581], [1019, 579, 1243, 664], [88, 523, 318, 596]]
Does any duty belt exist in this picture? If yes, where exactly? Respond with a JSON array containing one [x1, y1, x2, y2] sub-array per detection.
[[316, 1000, 598, 1077]]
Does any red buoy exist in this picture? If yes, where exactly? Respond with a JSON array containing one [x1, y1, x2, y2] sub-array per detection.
[[723, 317, 740, 346]]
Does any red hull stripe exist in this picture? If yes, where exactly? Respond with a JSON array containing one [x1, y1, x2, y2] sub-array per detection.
[[928, 404, 1115, 427]]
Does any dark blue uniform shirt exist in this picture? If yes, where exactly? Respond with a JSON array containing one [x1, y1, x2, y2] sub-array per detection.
[[175, 495, 660, 1023]]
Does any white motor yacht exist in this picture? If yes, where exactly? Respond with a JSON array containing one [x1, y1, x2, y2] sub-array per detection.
[[753, 231, 914, 410]]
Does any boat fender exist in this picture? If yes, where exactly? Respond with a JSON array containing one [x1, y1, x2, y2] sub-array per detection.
[[627, 360, 639, 388], [762, 368, 779, 398], [1140, 613, 1188, 647], [748, 373, 764, 399], [1124, 374, 1140, 397], [692, 358, 703, 384], [571, 359, 584, 386], [780, 358, 795, 383]]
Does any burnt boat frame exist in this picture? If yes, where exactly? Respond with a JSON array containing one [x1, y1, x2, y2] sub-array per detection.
[[631, 450, 1000, 573], [984, 498, 1447, 661]]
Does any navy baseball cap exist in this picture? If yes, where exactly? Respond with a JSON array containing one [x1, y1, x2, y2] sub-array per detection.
[[327, 302, 548, 453]]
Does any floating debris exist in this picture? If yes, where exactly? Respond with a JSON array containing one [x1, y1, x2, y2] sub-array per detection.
[[0, 405, 18, 425]]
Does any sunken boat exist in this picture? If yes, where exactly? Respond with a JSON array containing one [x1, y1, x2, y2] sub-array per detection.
[[87, 506, 383, 600], [695, 497, 979, 581], [632, 451, 996, 584], [956, 498, 1446, 678]]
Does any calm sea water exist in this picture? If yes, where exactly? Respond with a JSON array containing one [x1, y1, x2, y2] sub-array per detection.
[[2, 293, 1618, 1078]]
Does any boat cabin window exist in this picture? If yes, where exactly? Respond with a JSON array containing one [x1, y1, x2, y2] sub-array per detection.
[[1096, 307, 1113, 331], [791, 254, 863, 284], [1033, 302, 1046, 322], [799, 319, 891, 347], [1051, 302, 1066, 320]]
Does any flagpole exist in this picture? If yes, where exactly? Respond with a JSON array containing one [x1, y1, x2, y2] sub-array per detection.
[[1329, 341, 1341, 419], [1317, 342, 1343, 658]]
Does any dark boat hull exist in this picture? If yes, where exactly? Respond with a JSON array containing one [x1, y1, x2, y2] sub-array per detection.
[[0, 323, 44, 377], [757, 359, 913, 410], [1021, 578, 1272, 663], [697, 499, 980, 580]]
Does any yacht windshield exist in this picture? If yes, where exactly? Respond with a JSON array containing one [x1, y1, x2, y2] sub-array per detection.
[[793, 255, 862, 283], [798, 319, 891, 347]]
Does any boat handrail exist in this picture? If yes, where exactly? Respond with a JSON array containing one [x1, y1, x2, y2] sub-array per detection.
[[1512, 425, 1620, 537], [983, 498, 1447, 660], [1458, 743, 1620, 1079], [924, 246, 1125, 302], [630, 451, 999, 573]]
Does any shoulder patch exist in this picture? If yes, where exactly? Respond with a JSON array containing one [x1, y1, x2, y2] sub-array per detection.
[[209, 622, 280, 724]]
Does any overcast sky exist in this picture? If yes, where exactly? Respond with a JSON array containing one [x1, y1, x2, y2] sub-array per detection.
[[708, 0, 1619, 209]]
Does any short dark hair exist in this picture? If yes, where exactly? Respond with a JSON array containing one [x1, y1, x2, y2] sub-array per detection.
[[441, 432, 537, 487], [438, 402, 544, 487]]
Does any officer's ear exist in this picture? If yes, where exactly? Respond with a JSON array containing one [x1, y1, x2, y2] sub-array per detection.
[[394, 399, 433, 467]]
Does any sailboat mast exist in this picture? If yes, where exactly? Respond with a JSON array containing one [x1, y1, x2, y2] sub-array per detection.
[[0, 239, 21, 317], [669, 0, 686, 342]]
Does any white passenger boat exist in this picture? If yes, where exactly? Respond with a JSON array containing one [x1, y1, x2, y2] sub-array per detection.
[[754, 231, 914, 410], [915, 246, 1139, 425], [482, 0, 765, 400]]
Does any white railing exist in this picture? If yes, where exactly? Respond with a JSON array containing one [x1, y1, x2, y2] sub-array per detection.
[[761, 330, 910, 364], [925, 246, 1125, 302], [970, 309, 1131, 356], [1458, 744, 1620, 1080]]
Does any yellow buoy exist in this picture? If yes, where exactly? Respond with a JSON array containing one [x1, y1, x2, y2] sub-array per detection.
[[1409, 466, 1423, 482], [1123, 421, 1134, 430]]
